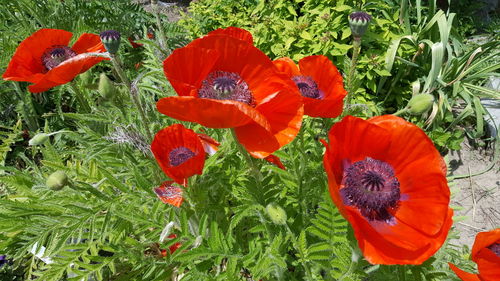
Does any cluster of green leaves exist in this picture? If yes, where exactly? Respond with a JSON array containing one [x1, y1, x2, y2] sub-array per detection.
[[180, 0, 500, 152]]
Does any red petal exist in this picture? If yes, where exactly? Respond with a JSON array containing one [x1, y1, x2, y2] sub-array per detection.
[[163, 47, 220, 96], [273, 57, 301, 77], [72, 33, 106, 53], [264, 155, 286, 170], [197, 133, 220, 155], [156, 96, 271, 130], [27, 54, 106, 93], [207, 26, 253, 44], [3, 29, 73, 83], [303, 95, 345, 118], [298, 55, 347, 101], [153, 181, 184, 207], [449, 263, 482, 281], [151, 124, 206, 184], [472, 229, 500, 280]]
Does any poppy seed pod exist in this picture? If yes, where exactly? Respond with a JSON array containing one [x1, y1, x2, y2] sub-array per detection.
[[407, 94, 434, 115], [100, 30, 121, 54], [266, 203, 287, 225], [46, 170, 69, 190], [98, 73, 117, 100], [349, 11, 372, 39], [29, 133, 49, 146]]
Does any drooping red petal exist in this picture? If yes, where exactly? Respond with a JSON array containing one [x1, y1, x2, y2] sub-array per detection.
[[163, 47, 220, 96], [27, 54, 106, 93], [302, 95, 345, 118], [153, 181, 183, 207], [207, 26, 254, 44], [72, 33, 106, 53], [273, 57, 301, 77], [197, 133, 220, 155], [3, 29, 73, 83], [156, 96, 271, 130], [264, 155, 286, 170], [449, 263, 482, 281], [151, 124, 206, 184]]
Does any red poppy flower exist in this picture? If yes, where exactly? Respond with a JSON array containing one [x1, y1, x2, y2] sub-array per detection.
[[274, 55, 347, 118], [3, 29, 107, 93], [322, 115, 452, 264], [449, 229, 500, 281], [157, 28, 303, 159], [151, 124, 206, 184], [153, 181, 184, 207]]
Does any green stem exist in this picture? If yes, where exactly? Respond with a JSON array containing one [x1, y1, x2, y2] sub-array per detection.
[[151, 0, 168, 52], [285, 224, 313, 280], [393, 108, 408, 116], [229, 129, 263, 182], [70, 81, 91, 113], [345, 38, 362, 110], [110, 54, 153, 142], [13, 82, 38, 131]]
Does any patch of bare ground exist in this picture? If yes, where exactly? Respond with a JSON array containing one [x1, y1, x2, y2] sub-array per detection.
[[133, 0, 190, 22], [448, 140, 499, 247]]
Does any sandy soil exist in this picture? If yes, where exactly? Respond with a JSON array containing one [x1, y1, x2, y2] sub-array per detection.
[[448, 141, 499, 247]]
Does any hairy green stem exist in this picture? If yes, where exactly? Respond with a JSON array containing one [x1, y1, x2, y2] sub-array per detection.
[[345, 38, 362, 110], [229, 129, 263, 182], [151, 0, 168, 51], [110, 54, 153, 142], [392, 108, 407, 116], [70, 81, 91, 113], [13, 82, 39, 131]]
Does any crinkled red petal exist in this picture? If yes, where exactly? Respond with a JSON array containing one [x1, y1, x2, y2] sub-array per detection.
[[472, 229, 500, 280], [449, 263, 482, 281], [27, 54, 106, 93], [154, 181, 184, 207], [303, 95, 345, 118], [207, 26, 254, 44], [156, 96, 271, 130], [3, 29, 73, 83], [163, 47, 220, 96], [151, 124, 206, 184], [273, 57, 301, 77], [72, 33, 106, 53]]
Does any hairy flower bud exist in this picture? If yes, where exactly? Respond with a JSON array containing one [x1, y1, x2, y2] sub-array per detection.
[[46, 171, 69, 190], [79, 71, 93, 88], [407, 94, 434, 115], [29, 133, 49, 146], [266, 203, 287, 225], [98, 73, 117, 100], [349, 11, 372, 39], [99, 30, 121, 54]]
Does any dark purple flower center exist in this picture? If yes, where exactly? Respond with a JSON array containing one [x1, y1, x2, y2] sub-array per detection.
[[169, 147, 195, 167], [198, 71, 254, 106], [292, 75, 323, 99], [99, 30, 121, 41], [488, 243, 500, 257], [41, 45, 77, 71], [340, 157, 401, 223], [349, 11, 372, 22]]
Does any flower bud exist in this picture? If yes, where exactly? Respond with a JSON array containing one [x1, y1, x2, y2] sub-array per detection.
[[29, 133, 49, 146], [349, 11, 372, 39], [46, 171, 69, 190], [98, 73, 117, 100], [266, 203, 287, 225], [407, 94, 434, 115], [99, 30, 121, 54], [79, 71, 93, 88]]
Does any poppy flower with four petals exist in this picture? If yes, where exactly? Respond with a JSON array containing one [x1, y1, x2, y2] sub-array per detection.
[[3, 28, 107, 93], [449, 229, 500, 281], [151, 124, 206, 184], [274, 55, 347, 118], [157, 27, 303, 158], [322, 115, 453, 264]]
